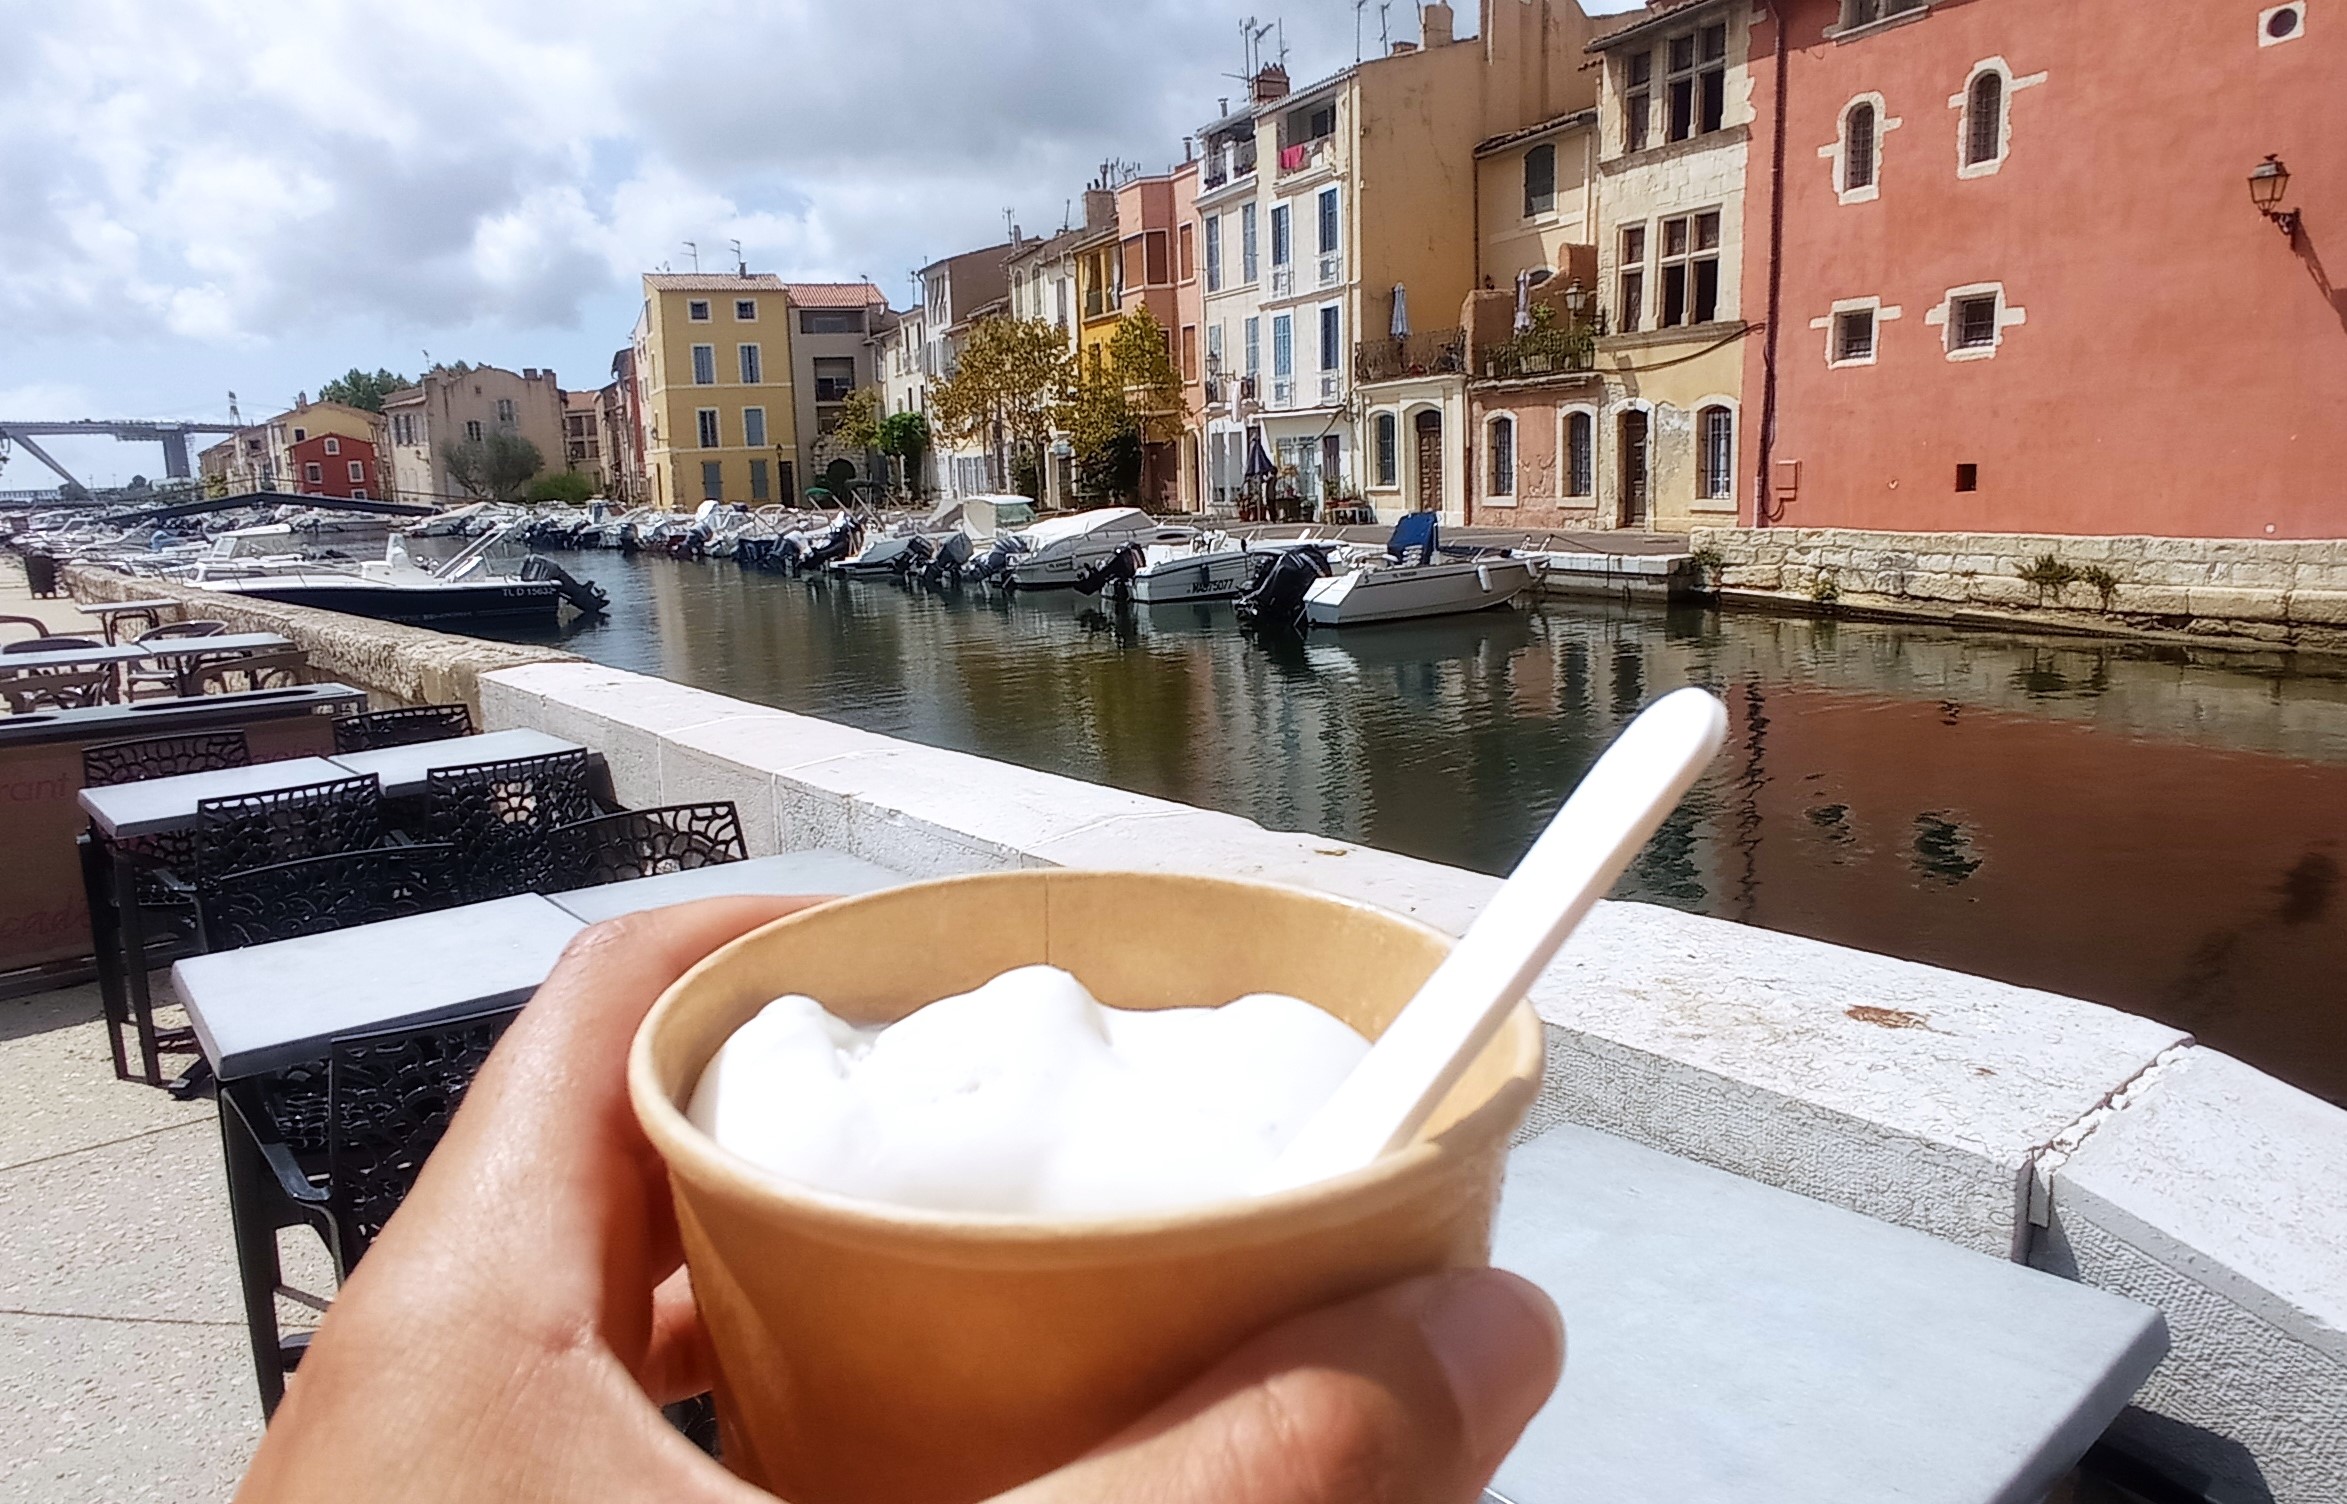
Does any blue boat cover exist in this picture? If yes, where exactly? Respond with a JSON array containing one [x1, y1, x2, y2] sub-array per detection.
[[1387, 511, 1439, 564]]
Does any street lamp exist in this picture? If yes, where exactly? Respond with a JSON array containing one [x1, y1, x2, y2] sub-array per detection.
[[1561, 278, 1590, 321], [2249, 155, 2301, 240]]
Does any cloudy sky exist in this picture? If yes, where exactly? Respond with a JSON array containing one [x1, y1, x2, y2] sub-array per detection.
[[1, 0, 1638, 485]]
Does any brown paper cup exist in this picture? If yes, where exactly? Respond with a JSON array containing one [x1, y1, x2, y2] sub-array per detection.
[[629, 869, 1544, 1504]]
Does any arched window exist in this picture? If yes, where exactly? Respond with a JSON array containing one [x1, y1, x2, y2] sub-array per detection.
[[1843, 102, 1877, 191], [1487, 414, 1516, 497], [1374, 411, 1399, 487], [1698, 405, 1735, 499], [1565, 411, 1594, 497], [1523, 143, 1557, 218], [1965, 71, 2003, 167]]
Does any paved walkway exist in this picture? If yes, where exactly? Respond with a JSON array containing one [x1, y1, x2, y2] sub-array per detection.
[[1228, 523, 1690, 555], [0, 556, 106, 635], [0, 976, 321, 1503]]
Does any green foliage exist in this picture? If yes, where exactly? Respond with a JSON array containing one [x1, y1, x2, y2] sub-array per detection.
[[527, 470, 596, 505], [1688, 544, 1725, 588], [876, 410, 928, 459], [439, 432, 544, 501], [830, 387, 883, 454], [1104, 306, 1184, 442], [1808, 568, 1841, 605], [2017, 554, 2081, 601], [318, 367, 413, 413], [930, 317, 1071, 472], [1012, 449, 1042, 502], [2074, 563, 2121, 610]]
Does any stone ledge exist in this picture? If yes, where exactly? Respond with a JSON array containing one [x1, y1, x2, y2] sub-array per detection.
[[66, 564, 572, 712]]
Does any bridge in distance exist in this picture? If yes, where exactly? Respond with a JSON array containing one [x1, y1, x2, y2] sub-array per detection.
[[0, 419, 242, 494]]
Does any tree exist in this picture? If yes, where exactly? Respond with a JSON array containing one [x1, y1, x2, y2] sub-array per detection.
[[877, 410, 929, 498], [928, 317, 1070, 493], [831, 386, 883, 455], [1106, 305, 1184, 443], [319, 367, 413, 413], [527, 470, 596, 505], [1057, 308, 1184, 504], [439, 433, 543, 501]]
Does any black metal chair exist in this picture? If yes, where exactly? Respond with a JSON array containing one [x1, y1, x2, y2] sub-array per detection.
[[2, 634, 103, 653], [193, 775, 385, 885], [425, 749, 596, 901], [553, 803, 746, 888], [223, 1005, 519, 1415], [332, 703, 475, 754], [196, 843, 456, 951], [82, 730, 252, 788]]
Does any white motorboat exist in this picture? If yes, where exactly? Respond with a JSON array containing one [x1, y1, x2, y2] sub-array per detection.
[[183, 525, 606, 627], [992, 507, 1192, 591], [1299, 515, 1542, 626], [1074, 530, 1277, 603]]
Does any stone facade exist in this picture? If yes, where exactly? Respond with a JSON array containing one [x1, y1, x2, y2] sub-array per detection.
[[1693, 526, 2347, 652]]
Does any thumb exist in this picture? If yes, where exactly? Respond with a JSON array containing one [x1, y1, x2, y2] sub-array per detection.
[[1003, 1269, 1563, 1504]]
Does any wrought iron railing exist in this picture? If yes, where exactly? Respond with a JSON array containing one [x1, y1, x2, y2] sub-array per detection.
[[1354, 328, 1466, 384], [1479, 310, 1606, 380]]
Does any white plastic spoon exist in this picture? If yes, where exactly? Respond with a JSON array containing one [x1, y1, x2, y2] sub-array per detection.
[[1256, 686, 1729, 1194]]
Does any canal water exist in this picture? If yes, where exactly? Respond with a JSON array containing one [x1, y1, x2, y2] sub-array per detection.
[[487, 550, 2347, 1105]]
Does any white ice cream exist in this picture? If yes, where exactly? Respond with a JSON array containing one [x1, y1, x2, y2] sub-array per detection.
[[687, 964, 1370, 1217]]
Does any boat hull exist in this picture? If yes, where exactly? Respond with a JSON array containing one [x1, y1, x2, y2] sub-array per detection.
[[1301, 557, 1540, 626], [1130, 550, 1260, 603], [206, 579, 564, 627]]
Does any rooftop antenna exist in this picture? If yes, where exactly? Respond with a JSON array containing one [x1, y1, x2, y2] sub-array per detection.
[[682, 240, 701, 272], [1277, 18, 1289, 69], [729, 237, 744, 274], [1003, 206, 1016, 242], [1355, 0, 1368, 62], [1379, 1, 1392, 49]]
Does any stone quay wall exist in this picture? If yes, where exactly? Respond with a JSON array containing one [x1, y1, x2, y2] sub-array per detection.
[[65, 564, 572, 712], [1691, 527, 2347, 654], [483, 656, 2345, 1504]]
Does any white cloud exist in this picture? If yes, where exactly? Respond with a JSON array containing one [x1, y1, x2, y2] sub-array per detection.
[[0, 0, 1645, 480]]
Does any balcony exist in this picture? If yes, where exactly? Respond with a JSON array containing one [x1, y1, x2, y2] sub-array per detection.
[[1317, 251, 1343, 288], [814, 379, 856, 402], [1269, 265, 1295, 297], [1354, 327, 1466, 384], [1317, 371, 1341, 403], [1276, 136, 1329, 177], [1200, 141, 1257, 193], [1270, 377, 1296, 409], [1480, 306, 1606, 380]]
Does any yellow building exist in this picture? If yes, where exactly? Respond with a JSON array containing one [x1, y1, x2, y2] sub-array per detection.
[[1075, 205, 1123, 372], [634, 272, 799, 509]]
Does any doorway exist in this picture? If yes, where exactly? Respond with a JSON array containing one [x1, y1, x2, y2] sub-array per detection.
[[1413, 410, 1443, 512], [1618, 410, 1650, 528]]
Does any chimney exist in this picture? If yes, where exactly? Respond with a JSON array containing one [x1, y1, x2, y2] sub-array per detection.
[[1420, 2, 1454, 46], [1252, 65, 1290, 104], [1390, 38, 1419, 53], [1218, 96, 1229, 116], [1083, 187, 1116, 230], [1183, 136, 1195, 162]]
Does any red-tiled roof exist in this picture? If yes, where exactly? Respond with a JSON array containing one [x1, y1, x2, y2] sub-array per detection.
[[784, 282, 888, 308], [643, 273, 788, 291]]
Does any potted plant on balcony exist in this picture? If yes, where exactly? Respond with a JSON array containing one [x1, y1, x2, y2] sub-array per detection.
[[1512, 303, 1591, 375]]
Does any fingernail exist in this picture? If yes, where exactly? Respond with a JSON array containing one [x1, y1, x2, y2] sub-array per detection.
[[1416, 1270, 1566, 1462]]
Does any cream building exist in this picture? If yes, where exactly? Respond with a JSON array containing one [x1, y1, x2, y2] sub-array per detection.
[[634, 273, 798, 509], [1579, 0, 1755, 532], [380, 366, 564, 505], [1005, 207, 1108, 507], [915, 242, 1017, 498], [781, 282, 888, 467]]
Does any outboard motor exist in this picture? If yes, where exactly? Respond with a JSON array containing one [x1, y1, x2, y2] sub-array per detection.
[[1234, 546, 1332, 633], [520, 555, 610, 618], [887, 534, 936, 577], [802, 517, 862, 571], [964, 533, 1027, 586], [1074, 541, 1146, 599], [920, 531, 973, 586]]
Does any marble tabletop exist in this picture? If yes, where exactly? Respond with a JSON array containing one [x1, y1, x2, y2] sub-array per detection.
[[326, 727, 591, 798], [76, 756, 356, 838], [545, 850, 909, 924]]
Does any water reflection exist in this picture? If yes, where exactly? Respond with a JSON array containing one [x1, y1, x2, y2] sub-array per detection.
[[482, 551, 2347, 1103]]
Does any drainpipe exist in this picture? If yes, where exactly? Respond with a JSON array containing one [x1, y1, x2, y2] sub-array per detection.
[[1754, 2, 1791, 528]]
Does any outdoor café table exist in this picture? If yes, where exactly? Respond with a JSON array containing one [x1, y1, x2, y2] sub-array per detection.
[[78, 756, 351, 1084], [0, 641, 152, 675], [133, 631, 298, 695], [172, 893, 587, 1412], [83, 598, 180, 643], [325, 726, 594, 799], [544, 849, 909, 923], [1484, 1123, 2169, 1504]]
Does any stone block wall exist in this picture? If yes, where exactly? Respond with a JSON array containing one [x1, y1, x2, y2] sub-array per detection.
[[482, 655, 2347, 1504], [1690, 527, 2347, 652]]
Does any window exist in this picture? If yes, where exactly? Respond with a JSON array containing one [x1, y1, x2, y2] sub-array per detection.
[[1271, 314, 1294, 377], [1181, 324, 1199, 382], [323, 436, 340, 455], [1523, 143, 1557, 217], [1665, 24, 1728, 143], [779, 461, 795, 504], [348, 460, 365, 483], [1270, 204, 1291, 268], [799, 309, 865, 334], [1625, 52, 1653, 151], [692, 345, 716, 384], [304, 462, 323, 484], [1844, 103, 1877, 191], [1840, 0, 1926, 25], [1374, 412, 1398, 486], [697, 409, 720, 448], [1617, 224, 1647, 332], [1316, 188, 1339, 254], [688, 300, 711, 321], [1316, 306, 1340, 372], [1487, 415, 1516, 497], [749, 458, 771, 500], [1951, 293, 1999, 350], [350, 489, 367, 500], [735, 344, 760, 384], [1565, 411, 1595, 496], [1658, 210, 1722, 326], [701, 461, 723, 500], [1241, 203, 1259, 283], [292, 427, 307, 443], [1244, 316, 1261, 376], [1055, 278, 1070, 327], [1955, 463, 1979, 492], [465, 420, 483, 442], [1965, 71, 2004, 168], [1699, 406, 1734, 499], [1834, 308, 1877, 362], [496, 397, 516, 427], [1145, 230, 1170, 286], [391, 413, 413, 446], [743, 407, 767, 448], [1205, 215, 1223, 291], [814, 357, 856, 401]]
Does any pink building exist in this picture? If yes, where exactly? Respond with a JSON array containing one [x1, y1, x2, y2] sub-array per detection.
[[1117, 168, 1188, 509], [1745, 0, 2345, 539]]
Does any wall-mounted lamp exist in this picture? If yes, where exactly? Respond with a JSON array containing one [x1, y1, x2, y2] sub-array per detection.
[[2249, 154, 2301, 240]]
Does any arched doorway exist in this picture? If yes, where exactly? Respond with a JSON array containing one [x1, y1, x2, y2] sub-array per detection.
[[1412, 410, 1443, 512]]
